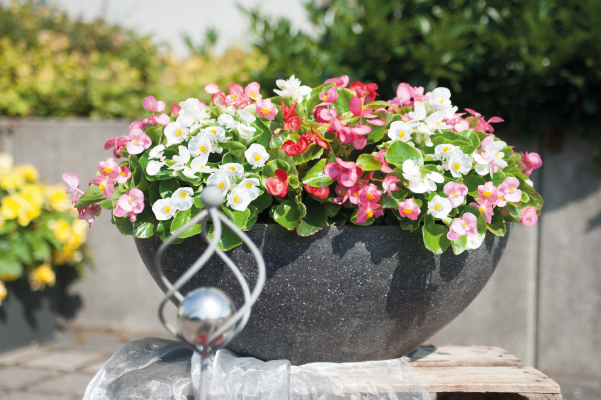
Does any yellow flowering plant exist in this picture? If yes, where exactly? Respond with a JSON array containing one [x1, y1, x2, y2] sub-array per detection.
[[0, 153, 93, 305]]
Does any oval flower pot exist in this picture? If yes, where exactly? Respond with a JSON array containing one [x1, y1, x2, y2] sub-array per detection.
[[135, 224, 509, 365]]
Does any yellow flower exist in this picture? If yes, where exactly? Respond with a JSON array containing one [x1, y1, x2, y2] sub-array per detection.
[[0, 153, 13, 174], [0, 281, 6, 304], [28, 264, 56, 291], [46, 185, 71, 212], [17, 203, 41, 227], [0, 172, 25, 191], [21, 184, 45, 208], [49, 219, 72, 243], [14, 164, 39, 182], [1, 195, 22, 220], [69, 219, 88, 248]]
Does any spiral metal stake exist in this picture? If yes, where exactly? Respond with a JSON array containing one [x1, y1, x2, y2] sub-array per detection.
[[155, 185, 266, 400]]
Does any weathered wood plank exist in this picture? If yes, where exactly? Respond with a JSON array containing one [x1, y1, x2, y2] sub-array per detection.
[[414, 367, 561, 394], [409, 346, 523, 368]]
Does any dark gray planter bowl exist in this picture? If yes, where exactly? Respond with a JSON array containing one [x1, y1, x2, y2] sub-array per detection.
[[135, 224, 509, 365]]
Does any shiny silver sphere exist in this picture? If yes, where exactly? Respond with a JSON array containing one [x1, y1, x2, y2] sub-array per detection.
[[201, 186, 224, 208], [177, 287, 236, 348]]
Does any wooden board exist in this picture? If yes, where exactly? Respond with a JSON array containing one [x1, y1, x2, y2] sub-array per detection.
[[409, 346, 523, 368]]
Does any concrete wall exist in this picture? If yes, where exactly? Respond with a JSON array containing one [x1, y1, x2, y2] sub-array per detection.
[[1, 119, 600, 379]]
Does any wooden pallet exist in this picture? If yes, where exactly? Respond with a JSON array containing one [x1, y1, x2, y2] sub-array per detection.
[[408, 346, 562, 399]]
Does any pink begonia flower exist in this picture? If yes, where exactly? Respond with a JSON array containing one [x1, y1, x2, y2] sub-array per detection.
[[498, 177, 522, 203], [317, 86, 338, 107], [129, 121, 143, 131], [376, 150, 394, 173], [104, 136, 130, 159], [520, 206, 538, 226], [153, 113, 171, 126], [245, 82, 262, 101], [470, 198, 494, 224], [90, 175, 115, 199], [333, 184, 350, 204], [319, 107, 338, 122], [388, 83, 415, 107], [519, 152, 543, 177], [226, 83, 250, 108], [78, 203, 102, 228], [126, 129, 152, 155], [447, 212, 478, 241], [116, 166, 131, 184], [382, 176, 401, 195], [356, 202, 383, 223], [256, 99, 278, 120], [478, 181, 499, 204], [98, 158, 120, 180], [325, 158, 362, 188], [113, 188, 145, 222], [142, 96, 166, 113], [324, 75, 349, 88], [347, 185, 361, 205], [205, 83, 226, 106], [398, 198, 421, 220], [62, 172, 82, 204], [330, 118, 369, 151], [171, 103, 181, 116], [465, 108, 504, 132], [443, 181, 468, 208], [350, 97, 377, 118], [359, 184, 382, 204]]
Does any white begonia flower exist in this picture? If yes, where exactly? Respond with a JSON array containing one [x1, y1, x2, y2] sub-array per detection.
[[273, 75, 312, 103], [238, 178, 261, 200], [388, 121, 414, 142], [207, 171, 230, 194], [220, 163, 245, 179], [426, 111, 454, 131], [165, 120, 188, 146], [402, 162, 444, 194], [178, 107, 209, 128], [218, 113, 238, 130], [445, 150, 473, 178], [171, 187, 194, 211], [202, 126, 227, 143], [429, 87, 452, 110], [409, 101, 427, 121], [244, 143, 270, 168], [169, 146, 191, 172], [188, 135, 211, 158], [428, 195, 452, 219], [146, 160, 164, 176], [189, 157, 215, 174], [179, 98, 205, 111], [227, 185, 252, 211], [414, 124, 435, 147], [237, 124, 257, 141], [182, 167, 197, 179], [433, 144, 457, 161], [402, 159, 421, 177], [473, 140, 508, 176], [466, 232, 485, 250], [238, 109, 256, 123], [152, 198, 178, 220], [149, 145, 166, 159]]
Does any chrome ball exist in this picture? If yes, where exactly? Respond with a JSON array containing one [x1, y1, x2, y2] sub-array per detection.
[[177, 287, 236, 348], [201, 185, 224, 208]]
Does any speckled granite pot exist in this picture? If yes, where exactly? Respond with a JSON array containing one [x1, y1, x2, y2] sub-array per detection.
[[135, 224, 509, 365]]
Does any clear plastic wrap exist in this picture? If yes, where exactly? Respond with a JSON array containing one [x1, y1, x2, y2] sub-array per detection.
[[84, 337, 429, 400]]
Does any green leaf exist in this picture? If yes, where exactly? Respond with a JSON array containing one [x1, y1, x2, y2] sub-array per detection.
[[302, 159, 334, 187], [253, 119, 273, 148], [332, 88, 354, 116], [267, 149, 298, 176], [145, 126, 164, 145], [328, 211, 348, 225], [159, 179, 180, 199], [460, 130, 481, 155], [325, 203, 341, 218], [10, 239, 31, 265], [221, 141, 247, 162], [305, 82, 336, 112], [292, 143, 324, 165], [364, 100, 391, 108], [30, 234, 51, 261], [517, 179, 543, 209], [0, 249, 22, 280], [436, 130, 473, 146], [243, 205, 258, 231], [296, 199, 327, 236], [114, 216, 133, 235], [270, 131, 290, 149], [269, 199, 306, 230], [101, 199, 113, 210], [356, 154, 383, 171], [74, 185, 105, 208], [463, 174, 486, 197], [170, 206, 202, 238], [503, 161, 529, 181], [487, 208, 506, 236], [287, 174, 300, 188], [0, 220, 18, 235], [422, 215, 451, 254], [221, 206, 251, 230], [208, 223, 243, 251], [251, 191, 273, 213], [386, 140, 424, 167], [451, 235, 468, 255], [366, 125, 386, 144], [149, 181, 161, 205]]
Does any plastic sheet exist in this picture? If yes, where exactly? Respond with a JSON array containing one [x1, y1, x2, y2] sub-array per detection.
[[84, 337, 429, 400]]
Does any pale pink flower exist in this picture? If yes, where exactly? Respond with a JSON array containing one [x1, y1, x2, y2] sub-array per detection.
[[226, 83, 250, 108], [470, 198, 494, 224], [333, 184, 350, 204], [78, 203, 102, 228], [104, 136, 130, 159], [375, 149, 394, 174], [317, 86, 338, 107], [98, 158, 120, 180], [129, 121, 143, 131], [382, 176, 401, 195], [62, 172, 83, 204], [325, 158, 362, 188], [447, 212, 478, 240], [359, 184, 382, 204], [324, 75, 349, 88], [398, 198, 421, 220], [256, 99, 278, 120], [443, 181, 468, 208], [498, 177, 522, 203], [142, 96, 166, 113], [465, 108, 504, 132], [520, 206, 538, 226], [89, 175, 115, 199], [478, 182, 499, 204], [126, 129, 152, 155], [519, 152, 543, 177], [205, 83, 226, 106], [171, 103, 181, 116], [113, 188, 145, 221], [356, 202, 383, 224], [116, 166, 131, 184], [245, 82, 262, 101]]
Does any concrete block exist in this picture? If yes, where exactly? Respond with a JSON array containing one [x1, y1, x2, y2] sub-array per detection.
[[537, 136, 601, 379], [0, 346, 52, 366], [0, 366, 56, 390], [29, 372, 95, 397]]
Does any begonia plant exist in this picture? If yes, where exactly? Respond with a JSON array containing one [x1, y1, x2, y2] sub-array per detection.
[[64, 75, 543, 254]]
